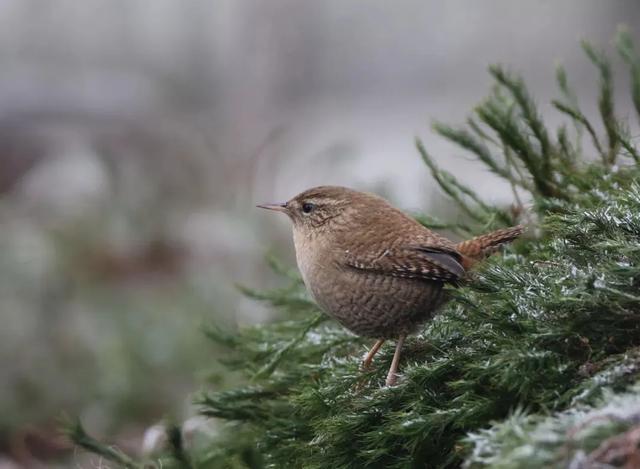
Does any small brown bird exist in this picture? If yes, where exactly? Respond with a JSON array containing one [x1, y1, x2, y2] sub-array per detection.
[[258, 186, 523, 386]]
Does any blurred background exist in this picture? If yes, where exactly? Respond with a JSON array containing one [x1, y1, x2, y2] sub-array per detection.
[[1, 1, 639, 466]]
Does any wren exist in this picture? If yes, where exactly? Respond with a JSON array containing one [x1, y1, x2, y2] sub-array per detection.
[[258, 186, 523, 386]]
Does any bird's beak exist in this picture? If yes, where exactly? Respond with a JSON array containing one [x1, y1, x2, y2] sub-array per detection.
[[256, 202, 288, 213]]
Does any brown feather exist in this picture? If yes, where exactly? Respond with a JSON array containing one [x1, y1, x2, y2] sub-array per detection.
[[456, 225, 524, 269]]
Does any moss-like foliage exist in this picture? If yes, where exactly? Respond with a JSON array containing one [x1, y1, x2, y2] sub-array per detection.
[[193, 168, 640, 469], [70, 28, 640, 468], [466, 372, 640, 468]]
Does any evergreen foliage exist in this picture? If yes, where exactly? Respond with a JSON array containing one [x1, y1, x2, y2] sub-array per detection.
[[70, 28, 640, 468], [466, 377, 640, 468]]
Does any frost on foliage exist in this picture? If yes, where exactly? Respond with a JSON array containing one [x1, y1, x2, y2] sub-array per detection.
[[69, 29, 640, 469], [466, 381, 640, 468]]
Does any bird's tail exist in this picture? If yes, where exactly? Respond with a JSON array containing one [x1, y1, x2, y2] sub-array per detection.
[[456, 225, 524, 270]]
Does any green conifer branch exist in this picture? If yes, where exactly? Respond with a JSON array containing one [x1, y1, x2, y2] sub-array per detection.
[[556, 125, 577, 168], [489, 65, 554, 177], [582, 41, 620, 166], [235, 284, 317, 316], [264, 252, 303, 282], [68, 30, 640, 469], [552, 100, 605, 157], [555, 63, 579, 113], [416, 138, 490, 223], [413, 213, 474, 237], [191, 167, 640, 468], [616, 26, 640, 124], [252, 313, 325, 379], [65, 420, 141, 469], [475, 90, 566, 199], [466, 376, 640, 468], [615, 121, 640, 162], [467, 116, 500, 147], [431, 122, 519, 185], [555, 63, 584, 155]]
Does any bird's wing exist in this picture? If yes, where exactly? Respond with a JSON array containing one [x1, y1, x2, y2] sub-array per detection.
[[344, 244, 465, 283]]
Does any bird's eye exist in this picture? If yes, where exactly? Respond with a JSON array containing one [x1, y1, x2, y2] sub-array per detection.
[[301, 202, 315, 214]]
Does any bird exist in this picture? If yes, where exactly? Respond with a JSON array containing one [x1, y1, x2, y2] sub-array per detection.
[[258, 186, 523, 386]]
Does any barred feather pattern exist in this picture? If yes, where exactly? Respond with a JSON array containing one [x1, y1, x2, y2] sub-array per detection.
[[287, 186, 523, 338], [456, 225, 525, 270]]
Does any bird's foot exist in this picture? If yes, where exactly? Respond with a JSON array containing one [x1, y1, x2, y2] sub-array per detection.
[[383, 335, 406, 387], [385, 370, 399, 387], [361, 339, 385, 370]]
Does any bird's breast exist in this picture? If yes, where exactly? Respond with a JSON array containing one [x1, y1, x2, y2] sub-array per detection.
[[293, 229, 327, 299], [292, 228, 447, 338]]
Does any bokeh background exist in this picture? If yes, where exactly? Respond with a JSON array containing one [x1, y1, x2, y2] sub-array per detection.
[[1, 1, 639, 466]]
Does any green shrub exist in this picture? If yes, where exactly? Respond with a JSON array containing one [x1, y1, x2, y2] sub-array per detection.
[[71, 28, 640, 469]]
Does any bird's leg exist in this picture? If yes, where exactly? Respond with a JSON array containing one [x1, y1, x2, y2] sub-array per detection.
[[385, 335, 406, 386], [361, 339, 385, 369]]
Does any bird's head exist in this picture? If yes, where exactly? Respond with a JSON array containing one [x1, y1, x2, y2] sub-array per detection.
[[257, 185, 370, 236]]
